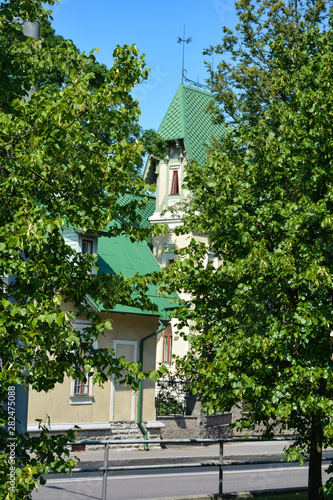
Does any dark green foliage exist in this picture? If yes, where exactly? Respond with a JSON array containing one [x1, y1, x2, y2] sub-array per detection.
[[0, 1, 165, 497], [157, 1, 333, 499], [155, 395, 184, 416], [155, 376, 190, 415]]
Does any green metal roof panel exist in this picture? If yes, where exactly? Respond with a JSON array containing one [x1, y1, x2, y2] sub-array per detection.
[[157, 84, 226, 165], [158, 85, 186, 141], [106, 193, 156, 248], [115, 193, 156, 230], [65, 194, 156, 235], [98, 234, 158, 278], [97, 233, 178, 317]]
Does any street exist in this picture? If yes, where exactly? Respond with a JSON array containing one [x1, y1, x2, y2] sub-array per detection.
[[32, 461, 333, 500]]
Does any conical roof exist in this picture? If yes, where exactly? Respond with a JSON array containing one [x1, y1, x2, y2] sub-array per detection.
[[157, 83, 226, 165]]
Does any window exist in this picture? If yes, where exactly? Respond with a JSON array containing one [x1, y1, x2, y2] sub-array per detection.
[[73, 345, 91, 396], [205, 251, 219, 270], [70, 324, 97, 405], [162, 323, 173, 363], [170, 170, 179, 195], [82, 239, 93, 255], [163, 242, 177, 268], [74, 371, 90, 395], [80, 238, 97, 275]]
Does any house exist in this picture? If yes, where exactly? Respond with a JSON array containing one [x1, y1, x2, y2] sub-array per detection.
[[143, 83, 234, 438], [27, 194, 176, 444], [27, 83, 228, 443], [143, 83, 226, 374], [144, 84, 289, 439]]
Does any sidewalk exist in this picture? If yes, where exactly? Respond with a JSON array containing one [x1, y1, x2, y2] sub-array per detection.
[[70, 440, 293, 468]]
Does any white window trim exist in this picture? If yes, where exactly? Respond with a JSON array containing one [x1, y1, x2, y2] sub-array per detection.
[[110, 340, 137, 421], [70, 321, 98, 405]]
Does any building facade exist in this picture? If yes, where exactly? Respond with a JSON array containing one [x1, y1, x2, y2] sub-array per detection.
[[144, 83, 226, 375], [27, 195, 174, 444]]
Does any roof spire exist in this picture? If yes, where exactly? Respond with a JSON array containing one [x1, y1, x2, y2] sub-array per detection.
[[177, 25, 192, 84]]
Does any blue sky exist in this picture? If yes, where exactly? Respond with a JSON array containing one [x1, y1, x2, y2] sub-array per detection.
[[50, 0, 238, 132]]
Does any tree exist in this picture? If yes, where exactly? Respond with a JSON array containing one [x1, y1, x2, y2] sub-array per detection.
[[204, 0, 330, 126], [158, 1, 333, 499], [0, 1, 164, 497]]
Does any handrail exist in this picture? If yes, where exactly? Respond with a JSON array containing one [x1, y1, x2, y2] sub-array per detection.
[[70, 436, 296, 445], [42, 437, 332, 500]]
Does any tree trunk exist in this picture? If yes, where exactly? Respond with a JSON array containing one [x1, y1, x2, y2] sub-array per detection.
[[308, 418, 323, 500]]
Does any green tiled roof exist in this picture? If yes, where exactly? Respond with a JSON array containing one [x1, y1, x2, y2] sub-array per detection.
[[105, 193, 156, 248], [157, 83, 226, 165], [115, 193, 156, 230], [96, 233, 177, 319], [65, 194, 156, 236]]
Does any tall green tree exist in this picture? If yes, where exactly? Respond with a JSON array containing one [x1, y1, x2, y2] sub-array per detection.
[[159, 1, 333, 498], [204, 0, 330, 126], [0, 1, 164, 497]]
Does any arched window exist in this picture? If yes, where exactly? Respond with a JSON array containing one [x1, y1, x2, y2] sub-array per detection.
[[162, 323, 173, 363], [170, 170, 179, 195]]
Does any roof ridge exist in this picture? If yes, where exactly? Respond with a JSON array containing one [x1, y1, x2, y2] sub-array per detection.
[[180, 84, 186, 142], [182, 83, 214, 97]]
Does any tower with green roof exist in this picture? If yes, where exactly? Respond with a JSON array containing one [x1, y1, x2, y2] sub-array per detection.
[[144, 84, 225, 374], [143, 83, 225, 267]]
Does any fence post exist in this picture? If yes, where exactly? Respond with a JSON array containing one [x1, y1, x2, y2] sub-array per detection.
[[219, 441, 224, 495], [102, 442, 109, 500]]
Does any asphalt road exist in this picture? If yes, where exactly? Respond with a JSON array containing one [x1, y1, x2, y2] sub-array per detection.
[[32, 461, 333, 500]]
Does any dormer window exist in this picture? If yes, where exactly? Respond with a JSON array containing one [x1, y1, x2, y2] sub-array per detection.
[[170, 170, 179, 195], [79, 236, 98, 274], [82, 239, 94, 255]]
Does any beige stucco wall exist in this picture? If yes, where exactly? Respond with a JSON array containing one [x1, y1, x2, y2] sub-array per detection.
[[155, 317, 188, 376], [149, 143, 220, 377], [28, 311, 159, 427], [28, 377, 110, 425], [152, 231, 209, 269], [152, 228, 209, 371]]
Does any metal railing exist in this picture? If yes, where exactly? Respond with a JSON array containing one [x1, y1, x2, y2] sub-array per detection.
[[49, 437, 331, 500]]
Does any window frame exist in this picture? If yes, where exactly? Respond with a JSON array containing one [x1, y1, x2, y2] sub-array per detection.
[[73, 346, 91, 396], [170, 169, 180, 195], [81, 239, 94, 255], [79, 236, 97, 275], [163, 242, 177, 268], [70, 321, 97, 405], [162, 323, 173, 363]]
